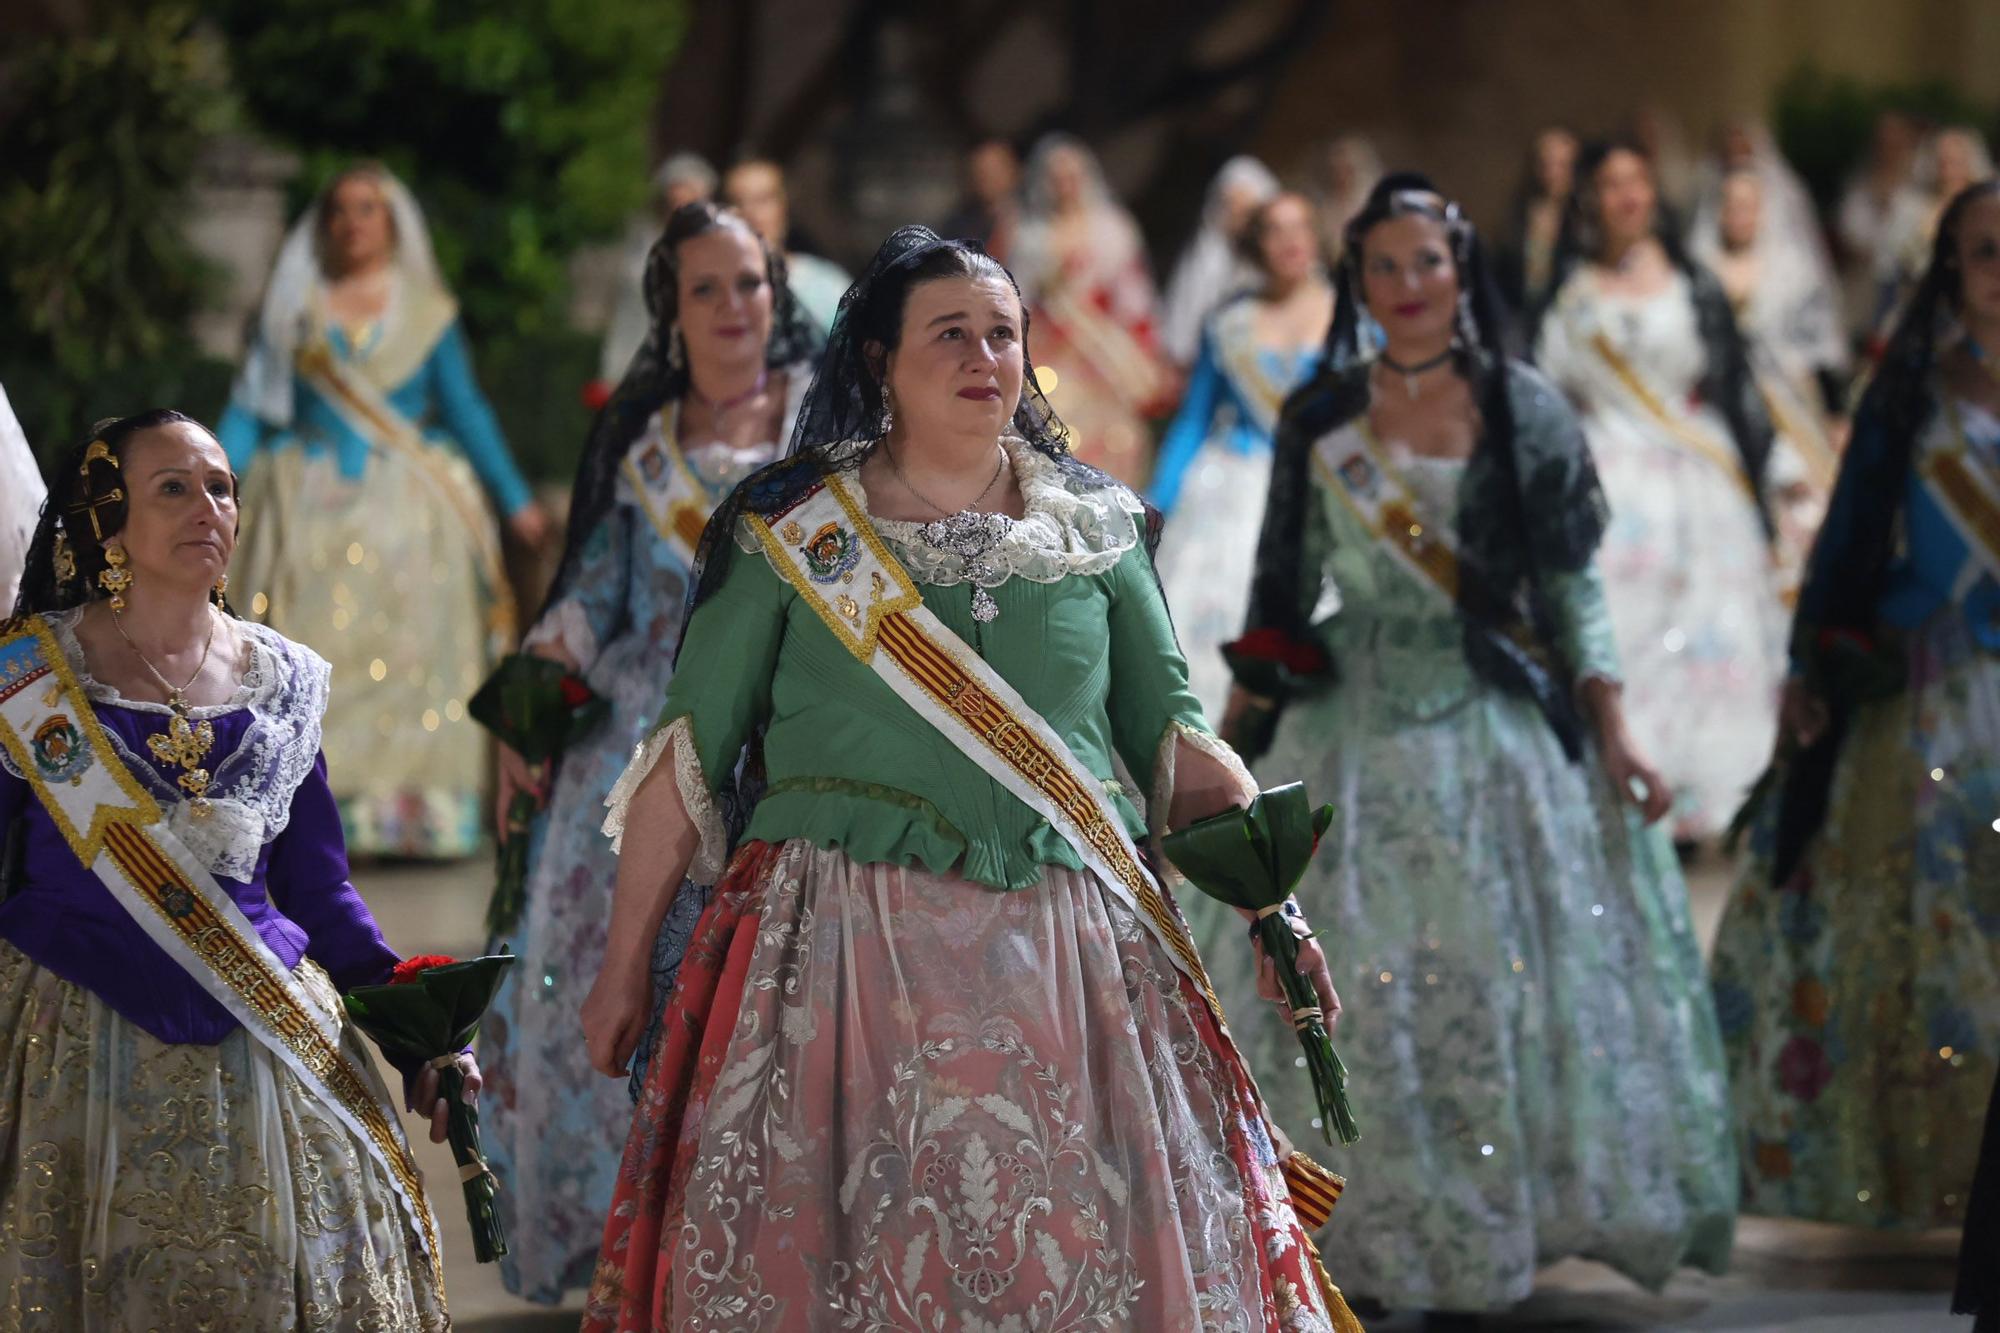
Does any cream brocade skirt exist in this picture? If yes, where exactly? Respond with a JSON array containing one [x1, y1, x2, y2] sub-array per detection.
[[233, 439, 505, 859], [0, 941, 447, 1331]]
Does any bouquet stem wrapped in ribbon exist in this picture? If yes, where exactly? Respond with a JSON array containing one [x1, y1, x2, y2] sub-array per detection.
[[1162, 782, 1359, 1146], [344, 951, 517, 1262], [469, 653, 610, 937]]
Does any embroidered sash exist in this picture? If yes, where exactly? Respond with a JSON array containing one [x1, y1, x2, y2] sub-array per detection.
[[295, 334, 517, 640], [0, 619, 445, 1292], [620, 408, 716, 568], [1313, 421, 1465, 608], [1586, 329, 1759, 499], [1211, 301, 1308, 437], [1758, 372, 1839, 495], [742, 476, 1345, 1218], [1936, 401, 2000, 582], [1309, 421, 1589, 757]]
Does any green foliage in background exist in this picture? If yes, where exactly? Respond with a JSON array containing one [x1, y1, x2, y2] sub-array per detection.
[[208, 0, 685, 342], [1774, 63, 1995, 213], [0, 3, 235, 458]]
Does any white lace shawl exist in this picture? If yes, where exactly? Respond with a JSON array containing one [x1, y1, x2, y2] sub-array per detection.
[[732, 437, 1147, 588], [2, 610, 333, 882]]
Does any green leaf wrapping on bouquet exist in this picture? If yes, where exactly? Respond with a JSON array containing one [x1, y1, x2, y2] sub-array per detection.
[[1163, 782, 1326, 912], [1162, 785, 1359, 1146], [344, 951, 517, 1262], [468, 653, 611, 762], [468, 654, 610, 935]]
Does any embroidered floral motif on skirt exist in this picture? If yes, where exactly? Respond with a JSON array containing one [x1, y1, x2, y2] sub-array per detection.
[[586, 839, 1353, 1332]]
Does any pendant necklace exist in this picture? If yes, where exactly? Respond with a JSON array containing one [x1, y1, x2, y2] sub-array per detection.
[[1378, 348, 1453, 400], [113, 607, 221, 817], [689, 369, 769, 431], [887, 443, 1010, 623]]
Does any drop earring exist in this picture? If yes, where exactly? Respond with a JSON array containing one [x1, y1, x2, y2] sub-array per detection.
[[213, 573, 229, 608], [53, 530, 77, 585], [99, 544, 133, 613]]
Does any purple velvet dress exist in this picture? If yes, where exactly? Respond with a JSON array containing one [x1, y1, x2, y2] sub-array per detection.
[[0, 608, 448, 1329]]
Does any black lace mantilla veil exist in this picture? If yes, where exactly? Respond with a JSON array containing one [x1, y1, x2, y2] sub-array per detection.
[[674, 223, 1161, 663], [533, 209, 821, 628], [1238, 172, 1610, 761], [1532, 139, 1777, 534]]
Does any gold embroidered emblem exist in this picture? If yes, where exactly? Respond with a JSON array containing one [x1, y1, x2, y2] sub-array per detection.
[[836, 593, 861, 621], [146, 714, 217, 816], [780, 520, 805, 545]]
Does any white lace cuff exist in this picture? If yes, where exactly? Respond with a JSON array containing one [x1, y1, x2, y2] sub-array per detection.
[[523, 601, 599, 672], [1147, 720, 1257, 848], [601, 715, 729, 881]]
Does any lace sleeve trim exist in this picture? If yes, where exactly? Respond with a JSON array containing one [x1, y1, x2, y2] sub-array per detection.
[[1146, 720, 1257, 849], [601, 714, 728, 881]]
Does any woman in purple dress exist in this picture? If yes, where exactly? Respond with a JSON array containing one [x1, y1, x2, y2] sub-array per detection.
[[0, 409, 471, 1328]]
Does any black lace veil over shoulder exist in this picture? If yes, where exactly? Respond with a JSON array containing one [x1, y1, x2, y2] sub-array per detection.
[[1241, 173, 1608, 760]]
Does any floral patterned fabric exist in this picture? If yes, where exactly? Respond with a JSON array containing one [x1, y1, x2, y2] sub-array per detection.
[[0, 941, 446, 1331], [1711, 573, 2000, 1229], [480, 412, 785, 1304], [1196, 441, 1737, 1311], [585, 840, 1349, 1332], [1535, 270, 1788, 839]]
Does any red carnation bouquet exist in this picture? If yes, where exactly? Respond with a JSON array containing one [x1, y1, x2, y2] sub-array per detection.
[[344, 950, 517, 1261], [469, 654, 610, 935]]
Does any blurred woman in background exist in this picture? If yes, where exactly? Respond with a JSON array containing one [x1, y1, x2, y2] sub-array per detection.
[[1160, 154, 1281, 367], [219, 162, 549, 859], [1306, 133, 1385, 267], [1495, 125, 1579, 315], [1151, 190, 1329, 715], [1011, 133, 1176, 485], [1691, 163, 1848, 600], [1535, 141, 1785, 842]]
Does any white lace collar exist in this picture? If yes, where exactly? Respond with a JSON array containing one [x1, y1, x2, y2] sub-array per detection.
[[22, 608, 332, 882], [45, 605, 277, 717], [734, 437, 1145, 588]]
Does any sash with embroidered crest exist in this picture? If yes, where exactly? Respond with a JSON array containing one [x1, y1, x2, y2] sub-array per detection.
[[1310, 421, 1589, 757], [294, 333, 516, 640], [1313, 420, 1467, 608], [0, 617, 445, 1291], [1584, 329, 1759, 499], [743, 474, 1348, 1230], [1935, 399, 2000, 583], [620, 408, 720, 568]]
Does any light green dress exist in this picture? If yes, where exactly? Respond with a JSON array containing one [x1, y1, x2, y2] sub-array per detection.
[[1193, 426, 1737, 1312]]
